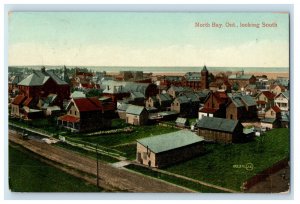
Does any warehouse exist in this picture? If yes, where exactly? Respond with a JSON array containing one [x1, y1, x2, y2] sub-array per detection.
[[136, 130, 204, 168]]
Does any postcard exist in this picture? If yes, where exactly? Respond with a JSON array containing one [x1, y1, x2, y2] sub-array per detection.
[[8, 12, 290, 193]]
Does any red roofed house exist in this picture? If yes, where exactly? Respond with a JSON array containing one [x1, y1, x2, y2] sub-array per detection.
[[10, 95, 27, 117], [57, 97, 113, 132], [198, 91, 229, 119], [255, 91, 276, 111]]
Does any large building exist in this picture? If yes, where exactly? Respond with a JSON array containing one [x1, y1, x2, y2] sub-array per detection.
[[196, 117, 245, 143], [17, 67, 70, 108], [136, 130, 204, 168]]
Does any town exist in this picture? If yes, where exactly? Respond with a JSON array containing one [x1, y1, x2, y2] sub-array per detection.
[[8, 65, 290, 193]]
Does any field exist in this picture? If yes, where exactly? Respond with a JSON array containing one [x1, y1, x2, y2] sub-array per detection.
[[9, 144, 103, 192], [163, 128, 290, 191]]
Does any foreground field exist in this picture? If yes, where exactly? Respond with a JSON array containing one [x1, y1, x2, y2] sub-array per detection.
[[9, 145, 103, 192], [163, 128, 290, 191]]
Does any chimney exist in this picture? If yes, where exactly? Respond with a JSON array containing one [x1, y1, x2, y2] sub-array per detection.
[[41, 66, 46, 73]]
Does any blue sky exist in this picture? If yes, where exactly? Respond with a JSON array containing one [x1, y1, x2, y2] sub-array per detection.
[[8, 12, 289, 67]]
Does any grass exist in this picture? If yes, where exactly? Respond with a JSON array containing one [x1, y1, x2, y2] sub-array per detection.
[[75, 125, 179, 147], [126, 164, 225, 193], [163, 128, 290, 191], [54, 142, 120, 163], [113, 143, 137, 160], [9, 144, 103, 192]]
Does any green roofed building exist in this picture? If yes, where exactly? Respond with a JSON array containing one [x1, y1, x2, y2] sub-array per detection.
[[196, 116, 245, 143], [125, 105, 149, 125], [136, 130, 204, 168]]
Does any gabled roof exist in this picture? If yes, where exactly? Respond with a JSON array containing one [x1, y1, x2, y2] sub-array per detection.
[[183, 92, 200, 102], [131, 91, 145, 99], [71, 91, 86, 99], [176, 95, 190, 104], [157, 93, 172, 102], [260, 91, 276, 100], [73, 97, 102, 112], [240, 95, 257, 107], [229, 96, 244, 108], [184, 72, 201, 82], [276, 91, 289, 100], [137, 130, 204, 154], [196, 117, 240, 133], [126, 105, 146, 115], [270, 105, 281, 113], [18, 69, 68, 86], [117, 103, 130, 111], [11, 95, 27, 105]]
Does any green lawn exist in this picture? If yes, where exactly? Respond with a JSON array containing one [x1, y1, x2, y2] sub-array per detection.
[[54, 142, 120, 163], [126, 164, 225, 193], [163, 128, 290, 191], [113, 143, 137, 160], [75, 125, 179, 147], [9, 144, 103, 192]]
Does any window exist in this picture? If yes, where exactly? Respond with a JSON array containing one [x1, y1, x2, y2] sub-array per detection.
[[271, 111, 274, 116], [230, 114, 233, 119], [74, 111, 77, 116], [69, 110, 72, 114]]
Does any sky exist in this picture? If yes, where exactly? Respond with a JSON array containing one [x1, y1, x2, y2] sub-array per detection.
[[8, 12, 289, 67]]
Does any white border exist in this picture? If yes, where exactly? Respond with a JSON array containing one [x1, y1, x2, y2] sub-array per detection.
[[1, 2, 298, 202]]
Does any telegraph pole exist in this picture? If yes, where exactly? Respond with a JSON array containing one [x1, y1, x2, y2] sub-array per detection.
[[96, 143, 99, 188]]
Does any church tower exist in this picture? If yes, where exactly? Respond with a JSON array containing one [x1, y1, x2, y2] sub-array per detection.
[[201, 65, 209, 89]]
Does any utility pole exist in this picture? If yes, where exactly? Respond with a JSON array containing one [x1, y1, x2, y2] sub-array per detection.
[[96, 143, 99, 188]]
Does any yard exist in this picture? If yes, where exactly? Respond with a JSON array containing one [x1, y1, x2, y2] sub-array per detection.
[[162, 128, 290, 191], [9, 144, 103, 192]]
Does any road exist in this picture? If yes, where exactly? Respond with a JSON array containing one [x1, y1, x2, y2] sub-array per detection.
[[9, 131, 192, 193]]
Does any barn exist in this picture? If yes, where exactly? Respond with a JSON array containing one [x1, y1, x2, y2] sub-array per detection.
[[136, 130, 204, 168]]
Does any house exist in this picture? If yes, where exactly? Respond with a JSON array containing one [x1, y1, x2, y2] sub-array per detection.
[[9, 75, 23, 95], [145, 96, 160, 109], [255, 91, 276, 111], [196, 116, 245, 143], [17, 67, 70, 108], [125, 105, 149, 125], [180, 92, 200, 117], [136, 130, 204, 168], [275, 91, 289, 112], [156, 93, 173, 110], [228, 71, 256, 91], [226, 94, 257, 120], [198, 91, 229, 119], [171, 95, 191, 117], [175, 117, 188, 127], [57, 97, 112, 132], [10, 95, 27, 117], [260, 105, 281, 129], [270, 84, 286, 95], [117, 103, 130, 120], [167, 85, 189, 98]]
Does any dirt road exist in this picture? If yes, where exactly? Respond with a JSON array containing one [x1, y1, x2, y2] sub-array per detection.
[[9, 132, 192, 193]]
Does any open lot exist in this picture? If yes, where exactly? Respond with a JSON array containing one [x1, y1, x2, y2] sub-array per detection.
[[163, 128, 289, 191]]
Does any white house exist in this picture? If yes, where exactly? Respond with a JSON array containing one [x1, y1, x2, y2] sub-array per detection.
[[275, 91, 289, 112]]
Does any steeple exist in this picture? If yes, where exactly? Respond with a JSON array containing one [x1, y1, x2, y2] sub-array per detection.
[[202, 65, 208, 72]]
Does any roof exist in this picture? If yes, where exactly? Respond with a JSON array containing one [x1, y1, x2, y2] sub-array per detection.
[[137, 130, 204, 154], [126, 105, 146, 115], [228, 74, 254, 80], [229, 96, 244, 108], [23, 97, 34, 106], [58, 115, 80, 123], [184, 72, 201, 82], [43, 94, 57, 105], [261, 91, 276, 100], [18, 69, 68, 86], [117, 103, 130, 111], [12, 95, 27, 105], [276, 91, 289, 100], [73, 97, 102, 112], [183, 92, 200, 102], [175, 117, 187, 124], [196, 117, 240, 133], [270, 105, 281, 113], [199, 108, 218, 113], [261, 118, 276, 123], [131, 91, 145, 99], [71, 91, 86, 99], [158, 93, 172, 102], [240, 95, 257, 107], [202, 65, 208, 72], [176, 95, 190, 104]]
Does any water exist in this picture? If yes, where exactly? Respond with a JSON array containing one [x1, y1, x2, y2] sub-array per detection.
[[9, 65, 289, 73]]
